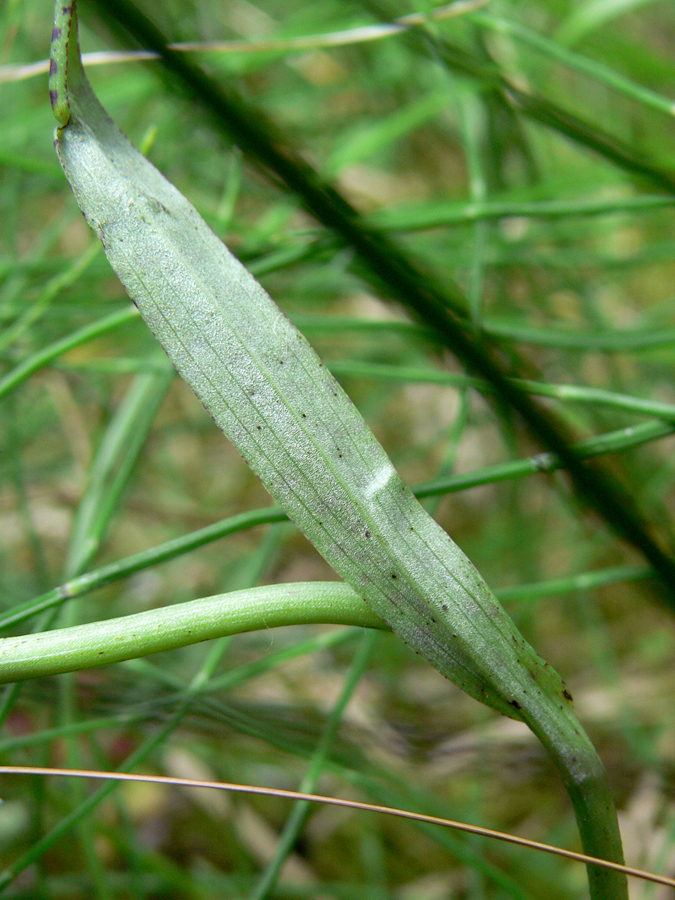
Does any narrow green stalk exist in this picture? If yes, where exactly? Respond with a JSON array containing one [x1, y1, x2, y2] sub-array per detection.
[[0, 582, 383, 684], [522, 710, 628, 900], [497, 565, 653, 603], [416, 420, 675, 498], [469, 11, 675, 118], [0, 306, 139, 399], [371, 191, 675, 232], [326, 359, 675, 423], [0, 714, 142, 753], [303, 313, 675, 354], [0, 241, 100, 354], [483, 320, 675, 353]]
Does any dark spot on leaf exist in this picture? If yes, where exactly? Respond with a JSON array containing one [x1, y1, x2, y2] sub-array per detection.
[[365, 530, 370, 538], [563, 689, 573, 701], [49, 89, 58, 108], [391, 573, 397, 579], [441, 604, 448, 612], [509, 699, 521, 710], [51, 26, 62, 41], [49, 58, 58, 76]]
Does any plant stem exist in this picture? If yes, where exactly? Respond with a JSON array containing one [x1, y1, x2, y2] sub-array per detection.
[[0, 582, 384, 683], [522, 707, 628, 900]]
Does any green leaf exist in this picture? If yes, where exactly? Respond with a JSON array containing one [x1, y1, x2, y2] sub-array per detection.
[[50, 0, 561, 723]]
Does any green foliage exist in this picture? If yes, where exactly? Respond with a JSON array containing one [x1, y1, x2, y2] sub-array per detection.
[[1, 0, 675, 897]]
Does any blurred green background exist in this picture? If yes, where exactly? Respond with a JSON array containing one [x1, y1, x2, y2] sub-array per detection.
[[1, 0, 675, 897]]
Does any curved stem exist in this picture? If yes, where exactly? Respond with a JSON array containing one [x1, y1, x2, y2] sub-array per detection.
[[0, 582, 384, 683], [521, 707, 628, 900]]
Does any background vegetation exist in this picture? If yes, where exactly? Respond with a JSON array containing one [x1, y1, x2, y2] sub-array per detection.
[[1, 0, 675, 896]]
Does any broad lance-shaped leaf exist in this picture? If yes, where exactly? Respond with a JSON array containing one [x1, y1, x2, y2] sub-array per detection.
[[48, 8, 628, 897], [48, 1, 577, 722], [50, 1, 562, 722]]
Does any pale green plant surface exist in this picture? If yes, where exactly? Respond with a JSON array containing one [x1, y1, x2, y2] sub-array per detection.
[[2, 1, 675, 899]]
